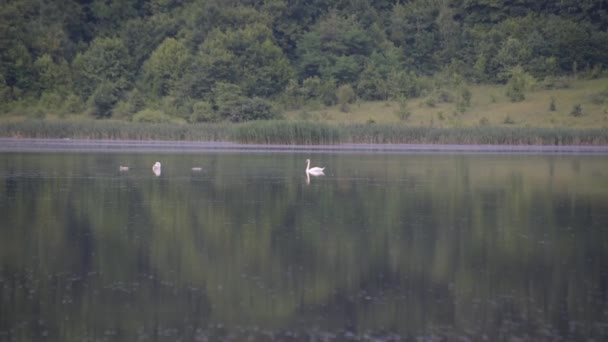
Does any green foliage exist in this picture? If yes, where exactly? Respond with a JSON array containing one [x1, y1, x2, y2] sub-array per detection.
[[141, 38, 190, 97], [229, 98, 280, 122], [189, 101, 216, 123], [503, 115, 515, 124], [72, 37, 132, 100], [394, 97, 411, 121], [570, 104, 583, 117], [213, 83, 280, 122], [505, 66, 535, 102], [33, 54, 71, 96], [302, 77, 336, 106], [457, 86, 472, 113], [112, 89, 145, 120], [296, 11, 376, 83], [89, 82, 123, 118], [198, 25, 294, 98], [1, 0, 608, 120], [336, 84, 356, 113], [132, 109, 172, 123]]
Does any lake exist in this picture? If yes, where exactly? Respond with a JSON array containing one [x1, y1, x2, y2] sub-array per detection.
[[1, 142, 608, 341]]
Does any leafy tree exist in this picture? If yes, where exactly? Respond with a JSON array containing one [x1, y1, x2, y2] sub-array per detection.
[[196, 25, 293, 98], [296, 11, 375, 83], [33, 54, 71, 96], [495, 37, 532, 81], [189, 101, 216, 123], [120, 16, 179, 70], [141, 38, 191, 97], [72, 37, 132, 100], [505, 66, 535, 102], [2, 42, 34, 98], [88, 82, 119, 118], [389, 1, 440, 72], [336, 84, 356, 112]]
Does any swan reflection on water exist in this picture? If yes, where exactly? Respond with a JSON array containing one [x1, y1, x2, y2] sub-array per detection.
[[152, 162, 161, 176]]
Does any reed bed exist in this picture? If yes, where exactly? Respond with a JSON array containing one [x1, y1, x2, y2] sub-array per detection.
[[1, 119, 607, 146], [0, 120, 233, 141], [233, 121, 341, 145], [339, 124, 608, 145]]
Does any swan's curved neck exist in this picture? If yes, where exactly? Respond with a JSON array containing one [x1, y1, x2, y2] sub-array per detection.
[[306, 159, 310, 171]]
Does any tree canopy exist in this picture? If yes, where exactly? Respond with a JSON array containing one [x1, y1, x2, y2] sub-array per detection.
[[1, 0, 607, 121]]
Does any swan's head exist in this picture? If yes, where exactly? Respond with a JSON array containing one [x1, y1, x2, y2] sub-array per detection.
[[153, 162, 161, 168], [306, 159, 310, 163]]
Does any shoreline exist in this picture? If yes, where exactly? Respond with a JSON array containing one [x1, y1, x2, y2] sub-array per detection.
[[2, 138, 608, 154]]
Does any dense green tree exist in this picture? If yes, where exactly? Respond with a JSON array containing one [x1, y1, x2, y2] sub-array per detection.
[[196, 24, 294, 98], [33, 54, 71, 96], [120, 15, 179, 70], [389, 1, 440, 72], [0, 0, 607, 120], [141, 38, 191, 97], [72, 37, 133, 100], [296, 11, 376, 83]]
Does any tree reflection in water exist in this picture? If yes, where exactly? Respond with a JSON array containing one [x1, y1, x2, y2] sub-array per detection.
[[0, 152, 607, 341]]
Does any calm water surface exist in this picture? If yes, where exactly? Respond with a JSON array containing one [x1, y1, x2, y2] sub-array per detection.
[[1, 148, 607, 341]]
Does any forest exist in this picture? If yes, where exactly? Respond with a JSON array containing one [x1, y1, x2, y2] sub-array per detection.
[[1, 0, 608, 124]]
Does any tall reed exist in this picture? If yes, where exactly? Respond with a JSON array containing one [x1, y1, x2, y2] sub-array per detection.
[[232, 121, 341, 145], [0, 120, 233, 141], [1, 119, 607, 145]]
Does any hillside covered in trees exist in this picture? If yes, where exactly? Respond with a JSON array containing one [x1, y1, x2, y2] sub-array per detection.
[[1, 0, 608, 123]]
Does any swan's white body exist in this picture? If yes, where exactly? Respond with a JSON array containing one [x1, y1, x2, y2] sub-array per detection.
[[191, 167, 202, 171], [306, 159, 325, 175], [119, 166, 129, 171], [152, 162, 161, 176]]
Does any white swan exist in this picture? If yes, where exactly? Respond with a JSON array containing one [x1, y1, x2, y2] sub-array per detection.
[[191, 167, 202, 172], [152, 162, 161, 176], [119, 166, 129, 171], [306, 159, 325, 175]]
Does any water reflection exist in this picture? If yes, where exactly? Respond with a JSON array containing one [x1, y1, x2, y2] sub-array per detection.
[[0, 152, 607, 341], [306, 170, 324, 185]]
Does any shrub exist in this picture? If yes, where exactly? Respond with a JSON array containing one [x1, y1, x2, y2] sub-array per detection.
[[503, 115, 515, 124], [220, 97, 280, 122], [336, 84, 356, 113], [62, 94, 85, 115], [505, 66, 535, 102], [132, 109, 172, 123], [189, 101, 215, 123], [570, 104, 583, 117], [457, 86, 472, 113], [549, 96, 556, 111], [394, 97, 411, 121], [302, 77, 336, 106], [88, 83, 119, 118]]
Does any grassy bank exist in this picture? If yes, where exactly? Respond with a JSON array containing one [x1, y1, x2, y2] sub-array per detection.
[[2, 78, 608, 145], [284, 78, 608, 128], [1, 119, 607, 146]]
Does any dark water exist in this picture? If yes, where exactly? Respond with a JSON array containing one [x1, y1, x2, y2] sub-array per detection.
[[1, 150, 608, 341]]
